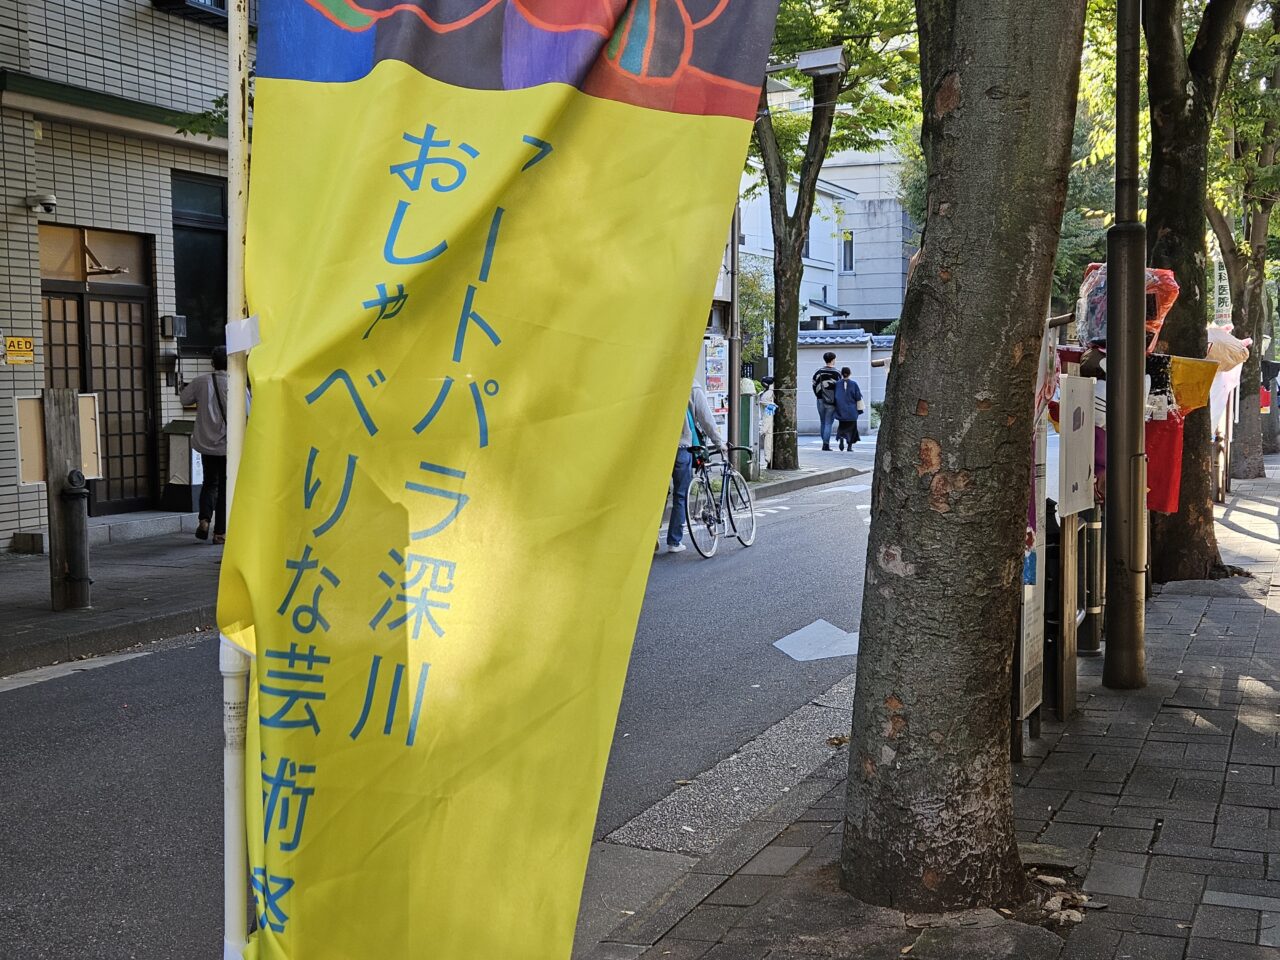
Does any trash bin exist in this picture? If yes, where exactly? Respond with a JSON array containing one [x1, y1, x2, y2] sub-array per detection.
[[160, 419, 202, 511]]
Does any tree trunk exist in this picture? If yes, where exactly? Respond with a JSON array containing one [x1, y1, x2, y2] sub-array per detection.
[[771, 257, 804, 470], [1232, 251, 1268, 478], [841, 0, 1087, 911], [1144, 0, 1247, 582], [753, 72, 843, 473]]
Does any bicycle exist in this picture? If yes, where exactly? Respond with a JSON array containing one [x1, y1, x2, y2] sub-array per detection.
[[684, 444, 757, 558]]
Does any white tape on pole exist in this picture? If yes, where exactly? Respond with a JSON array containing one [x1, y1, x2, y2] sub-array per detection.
[[225, 314, 260, 356]]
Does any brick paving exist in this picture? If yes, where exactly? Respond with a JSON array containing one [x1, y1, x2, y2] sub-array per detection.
[[583, 464, 1280, 959], [1015, 468, 1280, 959]]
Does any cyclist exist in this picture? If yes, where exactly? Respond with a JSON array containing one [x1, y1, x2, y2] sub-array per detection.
[[665, 381, 726, 554]]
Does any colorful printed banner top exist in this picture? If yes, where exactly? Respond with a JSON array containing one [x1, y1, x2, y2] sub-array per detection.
[[221, 1, 778, 958], [261, 0, 775, 117]]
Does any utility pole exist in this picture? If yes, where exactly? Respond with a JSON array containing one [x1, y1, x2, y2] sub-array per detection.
[[727, 204, 743, 471], [220, 0, 251, 955], [1103, 0, 1147, 689]]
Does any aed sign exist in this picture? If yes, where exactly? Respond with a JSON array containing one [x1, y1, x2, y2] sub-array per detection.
[[4, 336, 35, 365]]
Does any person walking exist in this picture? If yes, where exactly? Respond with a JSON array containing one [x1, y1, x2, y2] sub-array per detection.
[[812, 351, 840, 451], [758, 375, 777, 469], [180, 346, 229, 544], [665, 382, 726, 554], [834, 367, 863, 451]]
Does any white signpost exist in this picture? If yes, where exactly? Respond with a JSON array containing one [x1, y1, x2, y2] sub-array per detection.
[[1059, 375, 1097, 518]]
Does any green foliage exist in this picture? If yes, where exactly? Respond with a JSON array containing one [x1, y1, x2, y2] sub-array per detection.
[[870, 400, 885, 430], [175, 72, 254, 140], [1055, 112, 1114, 306], [739, 254, 774, 364], [1209, 4, 1280, 264], [895, 129, 926, 230], [753, 0, 920, 188]]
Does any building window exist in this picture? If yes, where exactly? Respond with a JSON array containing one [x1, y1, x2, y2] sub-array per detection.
[[151, 0, 258, 27], [841, 231, 855, 273], [172, 173, 228, 354]]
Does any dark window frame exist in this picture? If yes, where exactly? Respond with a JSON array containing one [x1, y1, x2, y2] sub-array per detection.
[[172, 171, 228, 357]]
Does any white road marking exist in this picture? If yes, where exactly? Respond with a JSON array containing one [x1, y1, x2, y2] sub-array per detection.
[[773, 619, 860, 661], [0, 649, 157, 693], [826, 484, 871, 494]]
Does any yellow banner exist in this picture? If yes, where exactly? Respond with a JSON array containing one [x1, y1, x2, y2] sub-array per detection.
[[221, 2, 777, 957]]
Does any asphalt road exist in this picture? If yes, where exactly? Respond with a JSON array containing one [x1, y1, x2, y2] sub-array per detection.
[[0, 465, 872, 958]]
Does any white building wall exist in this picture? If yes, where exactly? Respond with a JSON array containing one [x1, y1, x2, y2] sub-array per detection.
[[0, 107, 46, 543], [736, 169, 852, 328], [823, 147, 916, 331], [23, 0, 228, 114], [0, 1, 233, 550]]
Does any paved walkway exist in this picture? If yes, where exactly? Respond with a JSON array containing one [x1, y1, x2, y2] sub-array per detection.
[[0, 533, 222, 675], [581, 460, 1280, 959]]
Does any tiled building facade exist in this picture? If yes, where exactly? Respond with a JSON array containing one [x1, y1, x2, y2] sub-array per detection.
[[0, 0, 241, 549]]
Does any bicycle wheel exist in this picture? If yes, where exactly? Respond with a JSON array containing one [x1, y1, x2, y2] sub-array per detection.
[[726, 470, 756, 546], [685, 475, 721, 558]]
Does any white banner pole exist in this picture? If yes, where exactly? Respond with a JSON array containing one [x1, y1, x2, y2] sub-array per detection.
[[221, 0, 252, 955]]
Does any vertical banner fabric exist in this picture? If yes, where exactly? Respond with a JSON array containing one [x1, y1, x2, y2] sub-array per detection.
[[220, 2, 779, 958]]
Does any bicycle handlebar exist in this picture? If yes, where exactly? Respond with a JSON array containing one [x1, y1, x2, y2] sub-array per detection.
[[690, 444, 754, 460]]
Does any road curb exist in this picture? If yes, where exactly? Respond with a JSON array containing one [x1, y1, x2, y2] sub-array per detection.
[[579, 753, 848, 958], [0, 604, 217, 678], [753, 465, 867, 501]]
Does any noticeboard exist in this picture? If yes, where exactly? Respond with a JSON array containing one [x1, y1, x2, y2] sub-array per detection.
[[1058, 375, 1097, 517], [15, 394, 103, 484]]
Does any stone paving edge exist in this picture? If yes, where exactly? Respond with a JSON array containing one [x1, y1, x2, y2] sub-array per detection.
[[0, 604, 217, 677]]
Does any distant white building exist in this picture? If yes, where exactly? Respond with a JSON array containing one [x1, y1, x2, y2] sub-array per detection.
[[823, 146, 918, 333], [708, 165, 858, 341], [739, 167, 858, 329]]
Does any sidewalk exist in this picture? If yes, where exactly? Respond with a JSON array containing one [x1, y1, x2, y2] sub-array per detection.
[[750, 434, 877, 499], [578, 459, 1280, 959], [0, 533, 221, 675]]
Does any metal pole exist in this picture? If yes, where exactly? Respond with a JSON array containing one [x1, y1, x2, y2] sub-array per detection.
[[222, 0, 251, 954], [1080, 505, 1103, 655], [727, 204, 743, 471], [60, 469, 91, 609], [1103, 0, 1147, 689]]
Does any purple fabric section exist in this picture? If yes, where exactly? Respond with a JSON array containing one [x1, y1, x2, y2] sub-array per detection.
[[501, 2, 603, 89]]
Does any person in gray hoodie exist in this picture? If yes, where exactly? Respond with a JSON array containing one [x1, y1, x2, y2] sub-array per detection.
[[665, 382, 725, 554], [179, 346, 229, 544]]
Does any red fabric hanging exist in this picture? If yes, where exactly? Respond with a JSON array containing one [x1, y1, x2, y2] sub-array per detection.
[[1145, 412, 1184, 514]]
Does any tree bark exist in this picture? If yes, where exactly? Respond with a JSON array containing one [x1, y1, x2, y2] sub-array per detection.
[[1228, 216, 1269, 476], [754, 72, 843, 471], [841, 0, 1087, 910], [1144, 0, 1249, 582], [771, 257, 804, 464]]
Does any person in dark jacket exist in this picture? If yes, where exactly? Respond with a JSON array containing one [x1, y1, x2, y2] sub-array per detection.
[[833, 367, 863, 451], [812, 351, 840, 450]]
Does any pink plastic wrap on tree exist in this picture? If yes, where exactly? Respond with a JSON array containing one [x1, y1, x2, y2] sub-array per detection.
[[1076, 262, 1180, 354]]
